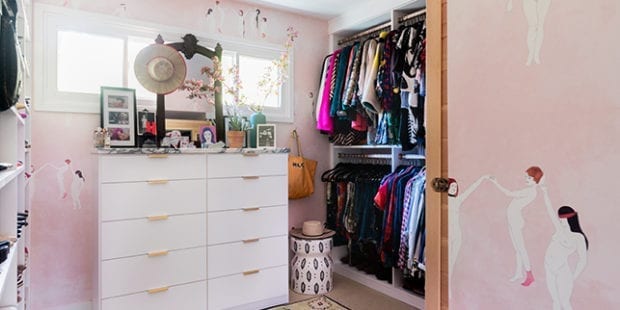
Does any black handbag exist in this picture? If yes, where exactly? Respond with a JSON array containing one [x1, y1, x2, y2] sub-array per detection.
[[0, 0, 21, 112]]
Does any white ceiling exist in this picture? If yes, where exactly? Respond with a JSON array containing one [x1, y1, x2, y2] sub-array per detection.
[[238, 0, 427, 36], [236, 0, 365, 20]]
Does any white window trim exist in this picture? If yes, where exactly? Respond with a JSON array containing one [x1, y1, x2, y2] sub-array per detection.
[[33, 3, 294, 123]]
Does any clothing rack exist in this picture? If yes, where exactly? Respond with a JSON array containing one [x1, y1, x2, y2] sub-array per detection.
[[337, 21, 391, 46], [398, 9, 427, 26]]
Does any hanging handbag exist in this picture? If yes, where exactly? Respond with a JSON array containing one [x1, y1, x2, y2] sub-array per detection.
[[288, 129, 318, 199]]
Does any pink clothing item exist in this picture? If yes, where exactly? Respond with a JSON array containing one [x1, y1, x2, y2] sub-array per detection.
[[317, 51, 339, 133], [315, 56, 330, 123], [351, 112, 368, 132]]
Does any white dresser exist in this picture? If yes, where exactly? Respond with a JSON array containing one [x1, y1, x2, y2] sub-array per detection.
[[96, 151, 288, 310]]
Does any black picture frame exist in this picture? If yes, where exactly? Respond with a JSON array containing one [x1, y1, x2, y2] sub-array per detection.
[[257, 124, 276, 149], [100, 86, 137, 147]]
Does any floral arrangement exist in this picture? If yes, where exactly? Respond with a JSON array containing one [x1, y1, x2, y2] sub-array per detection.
[[251, 26, 298, 112], [180, 26, 298, 129]]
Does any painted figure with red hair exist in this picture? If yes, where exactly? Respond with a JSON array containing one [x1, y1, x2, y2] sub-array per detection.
[[490, 166, 543, 286]]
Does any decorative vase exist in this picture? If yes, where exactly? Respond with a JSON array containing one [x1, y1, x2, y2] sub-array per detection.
[[226, 130, 245, 148], [249, 111, 266, 148]]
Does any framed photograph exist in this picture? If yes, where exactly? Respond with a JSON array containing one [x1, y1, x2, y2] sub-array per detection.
[[224, 116, 248, 147], [257, 124, 276, 149], [199, 125, 217, 147], [137, 109, 156, 136], [100, 87, 137, 147]]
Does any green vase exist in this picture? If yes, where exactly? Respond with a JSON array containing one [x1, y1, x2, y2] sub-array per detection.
[[249, 111, 266, 148]]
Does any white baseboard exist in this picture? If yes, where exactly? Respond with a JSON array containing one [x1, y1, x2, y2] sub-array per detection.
[[46, 302, 92, 310]]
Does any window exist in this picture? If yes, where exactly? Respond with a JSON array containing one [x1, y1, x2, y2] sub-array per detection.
[[35, 4, 294, 122]]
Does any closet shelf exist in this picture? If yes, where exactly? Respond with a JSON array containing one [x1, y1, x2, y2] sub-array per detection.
[[0, 242, 18, 299], [0, 166, 25, 191]]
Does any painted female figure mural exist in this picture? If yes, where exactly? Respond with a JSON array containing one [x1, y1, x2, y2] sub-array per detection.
[[448, 175, 489, 298], [490, 166, 543, 286], [540, 185, 588, 310], [506, 0, 552, 66]]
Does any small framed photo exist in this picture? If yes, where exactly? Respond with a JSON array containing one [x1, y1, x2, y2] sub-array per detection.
[[257, 124, 276, 149], [137, 109, 156, 136], [199, 125, 217, 146], [101, 87, 137, 147]]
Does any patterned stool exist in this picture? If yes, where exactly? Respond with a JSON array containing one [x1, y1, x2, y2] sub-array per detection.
[[290, 229, 335, 295]]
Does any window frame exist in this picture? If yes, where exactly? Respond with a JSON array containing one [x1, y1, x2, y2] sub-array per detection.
[[34, 4, 294, 123]]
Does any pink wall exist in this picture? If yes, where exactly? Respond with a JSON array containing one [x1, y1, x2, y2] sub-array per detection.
[[30, 0, 329, 308], [449, 0, 620, 309]]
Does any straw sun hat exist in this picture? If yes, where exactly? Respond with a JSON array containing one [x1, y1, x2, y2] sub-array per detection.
[[134, 43, 187, 95]]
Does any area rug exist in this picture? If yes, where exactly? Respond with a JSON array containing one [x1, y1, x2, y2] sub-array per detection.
[[265, 296, 350, 310]]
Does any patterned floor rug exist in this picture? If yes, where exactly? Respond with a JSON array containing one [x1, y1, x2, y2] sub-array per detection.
[[264, 296, 350, 310]]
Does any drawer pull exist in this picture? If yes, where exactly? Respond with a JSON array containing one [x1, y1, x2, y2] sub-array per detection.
[[147, 179, 169, 185], [147, 286, 169, 294], [242, 176, 260, 180], [242, 238, 260, 244], [242, 152, 259, 157], [148, 154, 169, 159], [243, 269, 260, 276], [242, 207, 260, 212], [147, 250, 169, 257], [147, 214, 169, 221]]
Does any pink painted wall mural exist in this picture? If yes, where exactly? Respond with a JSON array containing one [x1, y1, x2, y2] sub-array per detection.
[[506, 0, 552, 65], [489, 166, 543, 287], [540, 184, 588, 310], [449, 0, 619, 308]]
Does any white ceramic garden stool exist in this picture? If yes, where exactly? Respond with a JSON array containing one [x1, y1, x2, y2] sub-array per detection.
[[289, 228, 336, 295]]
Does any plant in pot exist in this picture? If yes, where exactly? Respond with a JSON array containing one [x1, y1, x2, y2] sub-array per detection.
[[181, 27, 298, 148], [223, 66, 250, 148]]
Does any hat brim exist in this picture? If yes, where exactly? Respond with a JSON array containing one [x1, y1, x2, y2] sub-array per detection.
[[290, 228, 335, 240], [134, 44, 187, 95]]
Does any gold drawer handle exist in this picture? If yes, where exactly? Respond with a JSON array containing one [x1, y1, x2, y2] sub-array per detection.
[[147, 214, 169, 221], [243, 269, 260, 276], [147, 250, 169, 257], [147, 286, 169, 294], [242, 207, 260, 212], [242, 152, 259, 157], [242, 238, 260, 244], [147, 179, 169, 185], [148, 154, 169, 159], [242, 176, 260, 180]]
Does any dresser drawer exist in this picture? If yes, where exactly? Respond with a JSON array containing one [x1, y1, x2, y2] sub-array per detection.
[[102, 213, 206, 259], [207, 153, 287, 178], [101, 179, 206, 221], [208, 265, 288, 310], [208, 235, 287, 279], [99, 154, 206, 183], [102, 280, 206, 310], [102, 246, 206, 298], [207, 176, 286, 212], [207, 206, 287, 245]]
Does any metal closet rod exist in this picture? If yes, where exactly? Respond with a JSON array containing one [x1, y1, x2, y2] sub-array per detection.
[[337, 153, 426, 160], [338, 153, 392, 159], [398, 8, 427, 24], [337, 21, 391, 46], [336, 8, 427, 46]]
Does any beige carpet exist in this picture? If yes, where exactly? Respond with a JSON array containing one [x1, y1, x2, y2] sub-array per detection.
[[267, 296, 350, 310], [289, 273, 417, 310]]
